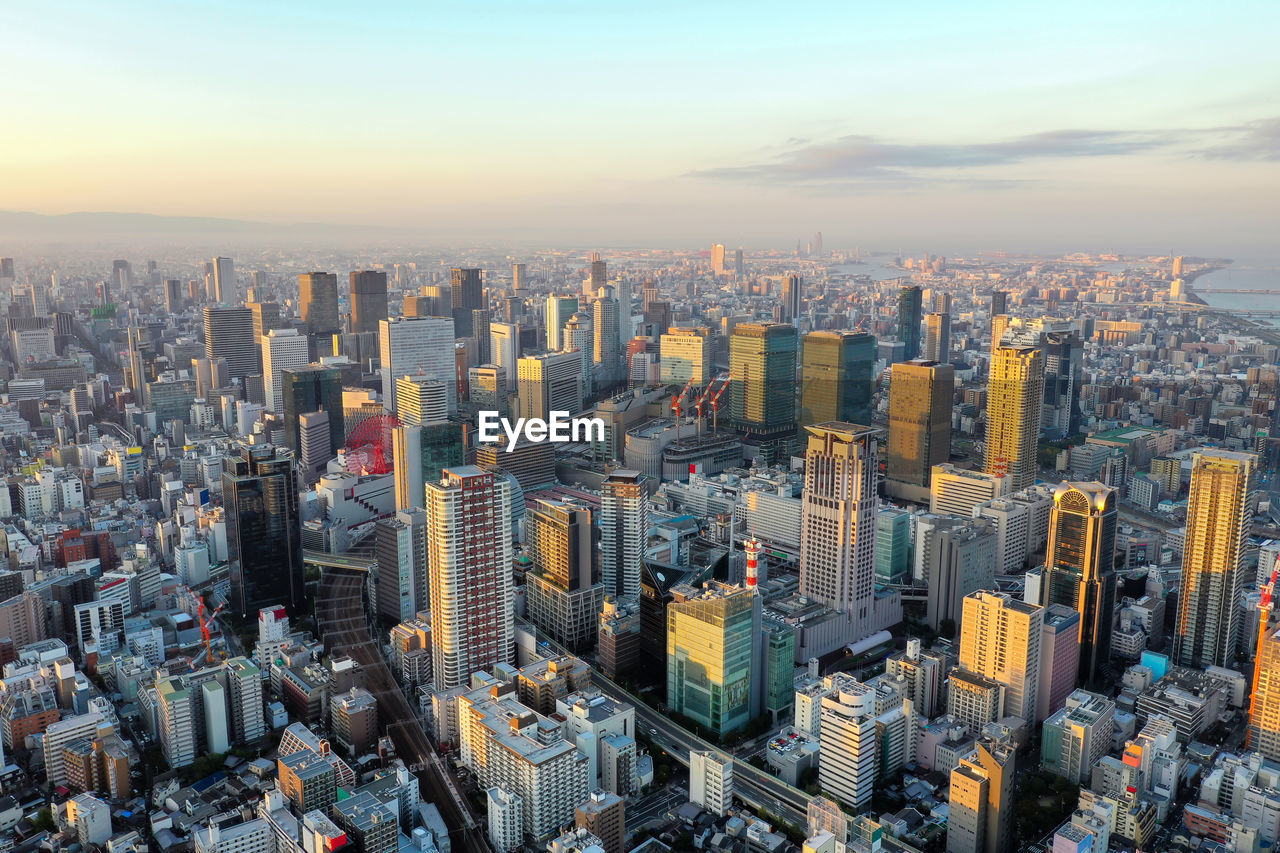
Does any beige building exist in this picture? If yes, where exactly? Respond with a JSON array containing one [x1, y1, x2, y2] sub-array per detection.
[[947, 736, 1017, 853], [958, 590, 1043, 725], [887, 359, 954, 499], [659, 328, 714, 387], [984, 346, 1043, 491]]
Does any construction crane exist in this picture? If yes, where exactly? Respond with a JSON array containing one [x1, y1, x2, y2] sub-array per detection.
[[703, 373, 731, 432], [670, 377, 697, 440], [1248, 554, 1280, 749], [184, 587, 226, 671]]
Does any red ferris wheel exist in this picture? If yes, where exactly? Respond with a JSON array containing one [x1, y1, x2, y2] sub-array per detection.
[[343, 413, 400, 475]]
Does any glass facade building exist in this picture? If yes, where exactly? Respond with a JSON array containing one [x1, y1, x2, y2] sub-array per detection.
[[729, 322, 797, 438], [799, 330, 875, 428], [282, 365, 344, 461], [666, 581, 761, 736], [224, 445, 302, 617]]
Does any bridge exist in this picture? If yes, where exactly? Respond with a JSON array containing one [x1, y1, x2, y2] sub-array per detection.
[[1195, 288, 1280, 295]]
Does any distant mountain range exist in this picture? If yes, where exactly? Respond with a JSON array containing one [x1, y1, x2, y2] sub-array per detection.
[[0, 210, 409, 242]]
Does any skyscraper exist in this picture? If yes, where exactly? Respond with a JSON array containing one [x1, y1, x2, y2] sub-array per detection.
[[392, 421, 466, 511], [990, 291, 1007, 317], [427, 466, 513, 689], [897, 285, 923, 361], [299, 272, 340, 337], [261, 328, 309, 414], [588, 253, 607, 292], [729, 322, 797, 438], [450, 268, 483, 338], [281, 365, 343, 462], [886, 359, 954, 494], [799, 330, 875, 428], [600, 470, 647, 598], [525, 499, 604, 651], [984, 346, 1043, 491], [350, 270, 389, 334], [711, 243, 727, 276], [592, 287, 622, 386], [780, 275, 802, 324], [923, 312, 951, 363], [1174, 449, 1256, 669], [799, 423, 879, 640], [374, 510, 428, 624], [667, 581, 762, 736], [562, 313, 593, 398], [224, 445, 302, 618], [212, 257, 236, 304], [395, 375, 449, 425], [203, 306, 258, 384], [379, 317, 457, 415], [958, 590, 1043, 724], [247, 300, 281, 343], [659, 328, 713, 387], [1250, 587, 1280, 761], [512, 262, 527, 292], [1041, 482, 1117, 686], [546, 295, 580, 351], [518, 351, 584, 421], [489, 321, 521, 395], [947, 736, 1016, 853]]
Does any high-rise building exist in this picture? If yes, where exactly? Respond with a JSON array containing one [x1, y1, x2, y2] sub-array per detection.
[[375, 510, 428, 624], [897, 286, 923, 361], [990, 291, 1007, 317], [799, 330, 875, 428], [875, 507, 912, 586], [780, 275, 802, 324], [224, 445, 302, 618], [917, 515, 996, 632], [392, 421, 465, 511], [247, 300, 281, 344], [212, 257, 236, 304], [450, 268, 483, 338], [1041, 482, 1117, 686], [281, 365, 344, 462], [958, 590, 1043, 724], [667, 581, 762, 736], [350, 270, 389, 334], [659, 328, 713, 387], [600, 470, 647, 598], [592, 287, 622, 386], [546, 295, 580, 351], [203, 306, 258, 384], [379, 317, 457, 415], [518, 351, 583, 421], [930, 464, 1007, 517], [886, 359, 954, 495], [733, 247, 744, 275], [588, 253, 607, 292], [1174, 449, 1256, 669], [576, 790, 625, 853], [299, 272, 340, 337], [818, 679, 877, 811], [395, 375, 449, 425], [947, 736, 1016, 853], [427, 466, 513, 689], [729, 322, 797, 439], [1041, 689, 1115, 784], [526, 499, 604, 651], [984, 346, 1043, 491], [261, 328, 309, 414], [490, 322, 521, 394], [1038, 604, 1082, 723], [711, 243, 727, 276], [512, 262, 528, 292], [923, 312, 951, 363], [799, 423, 878, 640], [164, 278, 184, 313]]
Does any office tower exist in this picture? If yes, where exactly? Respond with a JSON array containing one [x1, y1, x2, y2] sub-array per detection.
[[1041, 690, 1116, 784], [917, 515, 996, 632], [876, 507, 911, 585], [689, 751, 733, 818], [379, 316, 457, 415], [923, 312, 951, 362], [588, 253, 607, 291], [193, 357, 230, 400], [818, 680, 877, 811], [711, 243, 727, 275], [518, 351, 584, 421], [1038, 604, 1082, 723], [958, 590, 1043, 724], [124, 326, 150, 403], [261, 328, 309, 414], [392, 422, 465, 511], [576, 791, 625, 853], [469, 364, 507, 414], [799, 330, 875, 428], [1041, 482, 1118, 686], [0, 592, 48, 650], [930, 464, 1007, 516], [450, 268, 483, 338], [1040, 331, 1083, 438], [781, 274, 802, 323], [212, 257, 236, 303], [729, 322, 797, 438], [490, 322, 520, 394], [592, 287, 622, 385], [1174, 449, 1256, 669], [281, 365, 343, 461], [426, 466, 513, 689], [164, 278, 184, 313], [546, 295, 579, 351], [526, 499, 604, 651], [396, 375, 449, 424], [984, 346, 1043, 491], [224, 445, 302, 618], [733, 247, 744, 275], [600, 470, 647, 598], [667, 581, 761, 736], [299, 272, 340, 336], [659, 328, 713, 386], [563, 313, 594, 397], [203, 306, 258, 383], [247, 300, 281, 344], [990, 291, 1007, 317], [897, 285, 923, 361], [947, 736, 1016, 853], [887, 359, 954, 495], [350, 270, 389, 334], [799, 423, 878, 638], [510, 262, 527, 292]]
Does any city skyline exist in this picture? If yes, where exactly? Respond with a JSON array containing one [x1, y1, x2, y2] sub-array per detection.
[[3, 1, 1279, 253]]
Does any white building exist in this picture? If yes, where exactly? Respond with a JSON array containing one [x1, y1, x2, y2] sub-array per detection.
[[67, 793, 112, 846], [380, 316, 457, 415], [487, 787, 523, 852], [261, 328, 309, 414], [690, 750, 734, 817], [817, 680, 877, 811], [194, 817, 274, 853]]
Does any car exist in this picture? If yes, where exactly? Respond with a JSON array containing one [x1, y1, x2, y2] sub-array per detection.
[[650, 727, 657, 735]]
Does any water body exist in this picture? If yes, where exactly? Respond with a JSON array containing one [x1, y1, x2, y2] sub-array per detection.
[[1191, 265, 1280, 327], [833, 263, 912, 282]]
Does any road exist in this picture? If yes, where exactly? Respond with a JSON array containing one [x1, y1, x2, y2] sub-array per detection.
[[316, 567, 491, 853]]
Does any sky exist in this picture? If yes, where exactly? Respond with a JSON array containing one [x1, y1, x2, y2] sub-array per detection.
[[3, 0, 1279, 254]]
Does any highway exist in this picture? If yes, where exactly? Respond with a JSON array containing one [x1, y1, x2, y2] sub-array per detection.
[[316, 568, 492, 853]]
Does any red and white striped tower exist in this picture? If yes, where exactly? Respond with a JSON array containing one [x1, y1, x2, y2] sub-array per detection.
[[744, 538, 762, 588]]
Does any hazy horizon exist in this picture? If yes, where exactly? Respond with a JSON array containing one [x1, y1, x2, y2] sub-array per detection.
[[4, 1, 1278, 256]]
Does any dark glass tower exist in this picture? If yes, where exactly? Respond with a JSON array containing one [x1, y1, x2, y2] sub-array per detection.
[[897, 285, 923, 362], [281, 365, 344, 460], [729, 322, 798, 438], [1042, 482, 1117, 686], [350, 270, 389, 334], [299, 272, 340, 336], [225, 445, 302, 617], [450, 268, 483, 338], [799, 330, 875, 427]]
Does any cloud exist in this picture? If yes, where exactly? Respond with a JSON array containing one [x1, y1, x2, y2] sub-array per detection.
[[687, 120, 1279, 189]]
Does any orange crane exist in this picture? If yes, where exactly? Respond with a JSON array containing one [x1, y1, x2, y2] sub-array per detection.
[[705, 373, 732, 432], [671, 377, 697, 439], [1248, 555, 1280, 749]]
